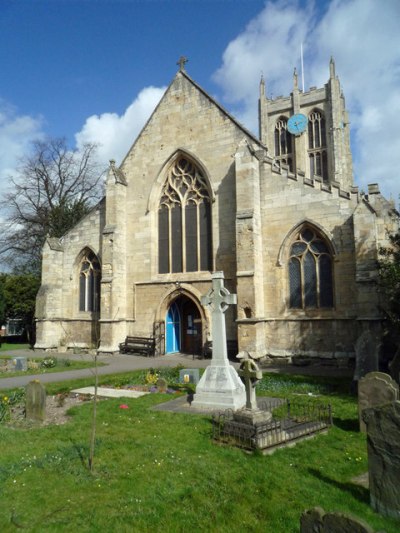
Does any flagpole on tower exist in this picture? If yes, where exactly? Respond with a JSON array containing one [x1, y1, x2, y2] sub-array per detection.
[[300, 42, 305, 92]]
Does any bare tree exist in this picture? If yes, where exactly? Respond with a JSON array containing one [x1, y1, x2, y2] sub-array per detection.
[[0, 138, 105, 272]]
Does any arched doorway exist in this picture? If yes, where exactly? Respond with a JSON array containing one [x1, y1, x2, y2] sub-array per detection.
[[165, 295, 202, 356]]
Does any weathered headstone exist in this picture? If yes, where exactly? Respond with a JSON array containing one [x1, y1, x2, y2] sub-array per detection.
[[179, 368, 200, 385], [156, 378, 168, 393], [192, 271, 246, 411], [25, 380, 46, 421], [300, 506, 377, 533], [234, 354, 272, 426], [238, 355, 261, 410], [13, 356, 28, 371], [363, 400, 400, 520], [389, 345, 400, 385], [353, 330, 380, 384], [358, 371, 399, 432]]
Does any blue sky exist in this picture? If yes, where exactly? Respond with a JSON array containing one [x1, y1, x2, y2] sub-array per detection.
[[1, 0, 399, 205]]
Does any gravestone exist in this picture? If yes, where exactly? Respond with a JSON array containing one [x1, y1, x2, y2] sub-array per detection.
[[156, 378, 168, 393], [25, 380, 46, 421], [363, 400, 400, 519], [179, 368, 200, 385], [300, 506, 377, 533], [238, 355, 261, 410], [358, 371, 399, 432], [234, 354, 271, 425], [192, 271, 246, 411], [13, 356, 28, 371], [389, 345, 400, 385], [353, 330, 380, 383]]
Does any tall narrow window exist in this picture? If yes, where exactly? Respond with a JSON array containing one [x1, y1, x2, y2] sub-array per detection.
[[274, 117, 293, 172], [308, 110, 328, 181], [288, 228, 333, 309], [158, 156, 212, 273], [79, 251, 101, 312]]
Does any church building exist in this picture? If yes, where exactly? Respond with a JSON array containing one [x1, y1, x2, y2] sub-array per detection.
[[35, 58, 398, 365]]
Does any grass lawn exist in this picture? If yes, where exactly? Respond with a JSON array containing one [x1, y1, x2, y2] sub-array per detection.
[[0, 343, 31, 352], [0, 354, 102, 378], [0, 370, 398, 532]]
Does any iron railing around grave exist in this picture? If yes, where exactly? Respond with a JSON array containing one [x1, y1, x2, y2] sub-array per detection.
[[212, 398, 332, 452]]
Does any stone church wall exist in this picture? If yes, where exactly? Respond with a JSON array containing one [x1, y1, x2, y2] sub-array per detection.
[[35, 201, 105, 351], [35, 67, 398, 364]]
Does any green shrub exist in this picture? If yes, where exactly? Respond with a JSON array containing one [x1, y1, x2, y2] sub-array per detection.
[[40, 357, 57, 369]]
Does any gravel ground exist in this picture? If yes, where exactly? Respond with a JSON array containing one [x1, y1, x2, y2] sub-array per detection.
[[7, 394, 92, 428]]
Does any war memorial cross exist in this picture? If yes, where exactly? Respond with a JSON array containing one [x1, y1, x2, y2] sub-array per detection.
[[201, 271, 236, 366]]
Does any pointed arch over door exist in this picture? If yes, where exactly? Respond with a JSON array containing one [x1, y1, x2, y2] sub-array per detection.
[[166, 301, 181, 353], [158, 155, 212, 274], [165, 295, 203, 355]]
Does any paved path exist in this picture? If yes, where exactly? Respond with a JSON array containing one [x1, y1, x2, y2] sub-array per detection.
[[0, 349, 212, 390], [0, 348, 353, 391]]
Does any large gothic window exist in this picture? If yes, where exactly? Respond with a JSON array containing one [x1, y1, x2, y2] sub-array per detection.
[[274, 117, 293, 172], [308, 110, 328, 181], [288, 228, 333, 309], [158, 157, 212, 274], [79, 251, 101, 312]]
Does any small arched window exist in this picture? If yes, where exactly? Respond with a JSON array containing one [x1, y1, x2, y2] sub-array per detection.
[[288, 228, 333, 309], [158, 156, 212, 273], [79, 251, 101, 312], [308, 110, 328, 181], [274, 117, 293, 172]]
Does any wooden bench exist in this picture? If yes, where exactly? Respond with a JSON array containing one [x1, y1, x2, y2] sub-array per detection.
[[119, 336, 156, 357]]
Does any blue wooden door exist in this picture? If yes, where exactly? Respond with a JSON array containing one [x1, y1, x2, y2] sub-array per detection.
[[166, 302, 181, 353]]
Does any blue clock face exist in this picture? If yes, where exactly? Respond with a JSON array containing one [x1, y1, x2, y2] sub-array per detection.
[[287, 113, 308, 135]]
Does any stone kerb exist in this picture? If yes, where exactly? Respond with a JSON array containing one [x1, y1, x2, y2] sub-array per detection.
[[358, 371, 399, 432], [300, 506, 377, 533], [363, 401, 400, 520]]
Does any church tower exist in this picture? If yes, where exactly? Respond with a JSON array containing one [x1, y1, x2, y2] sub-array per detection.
[[259, 58, 353, 191]]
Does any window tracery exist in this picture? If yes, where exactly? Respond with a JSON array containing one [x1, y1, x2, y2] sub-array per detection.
[[158, 157, 212, 273], [288, 227, 333, 309], [79, 250, 101, 312]]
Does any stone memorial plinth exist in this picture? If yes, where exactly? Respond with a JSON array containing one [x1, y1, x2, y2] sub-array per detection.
[[192, 272, 245, 411], [25, 380, 46, 422], [358, 371, 399, 432], [363, 401, 400, 520]]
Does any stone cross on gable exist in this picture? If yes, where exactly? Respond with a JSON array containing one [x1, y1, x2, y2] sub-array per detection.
[[238, 356, 262, 410], [201, 271, 236, 365], [177, 56, 188, 72]]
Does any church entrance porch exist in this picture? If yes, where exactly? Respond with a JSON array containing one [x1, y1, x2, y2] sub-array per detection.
[[165, 295, 202, 356]]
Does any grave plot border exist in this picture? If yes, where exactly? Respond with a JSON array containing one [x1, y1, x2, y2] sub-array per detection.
[[212, 398, 332, 453]]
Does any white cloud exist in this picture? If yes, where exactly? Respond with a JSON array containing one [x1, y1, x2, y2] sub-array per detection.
[[214, 0, 400, 202], [75, 86, 166, 166], [0, 100, 43, 195]]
